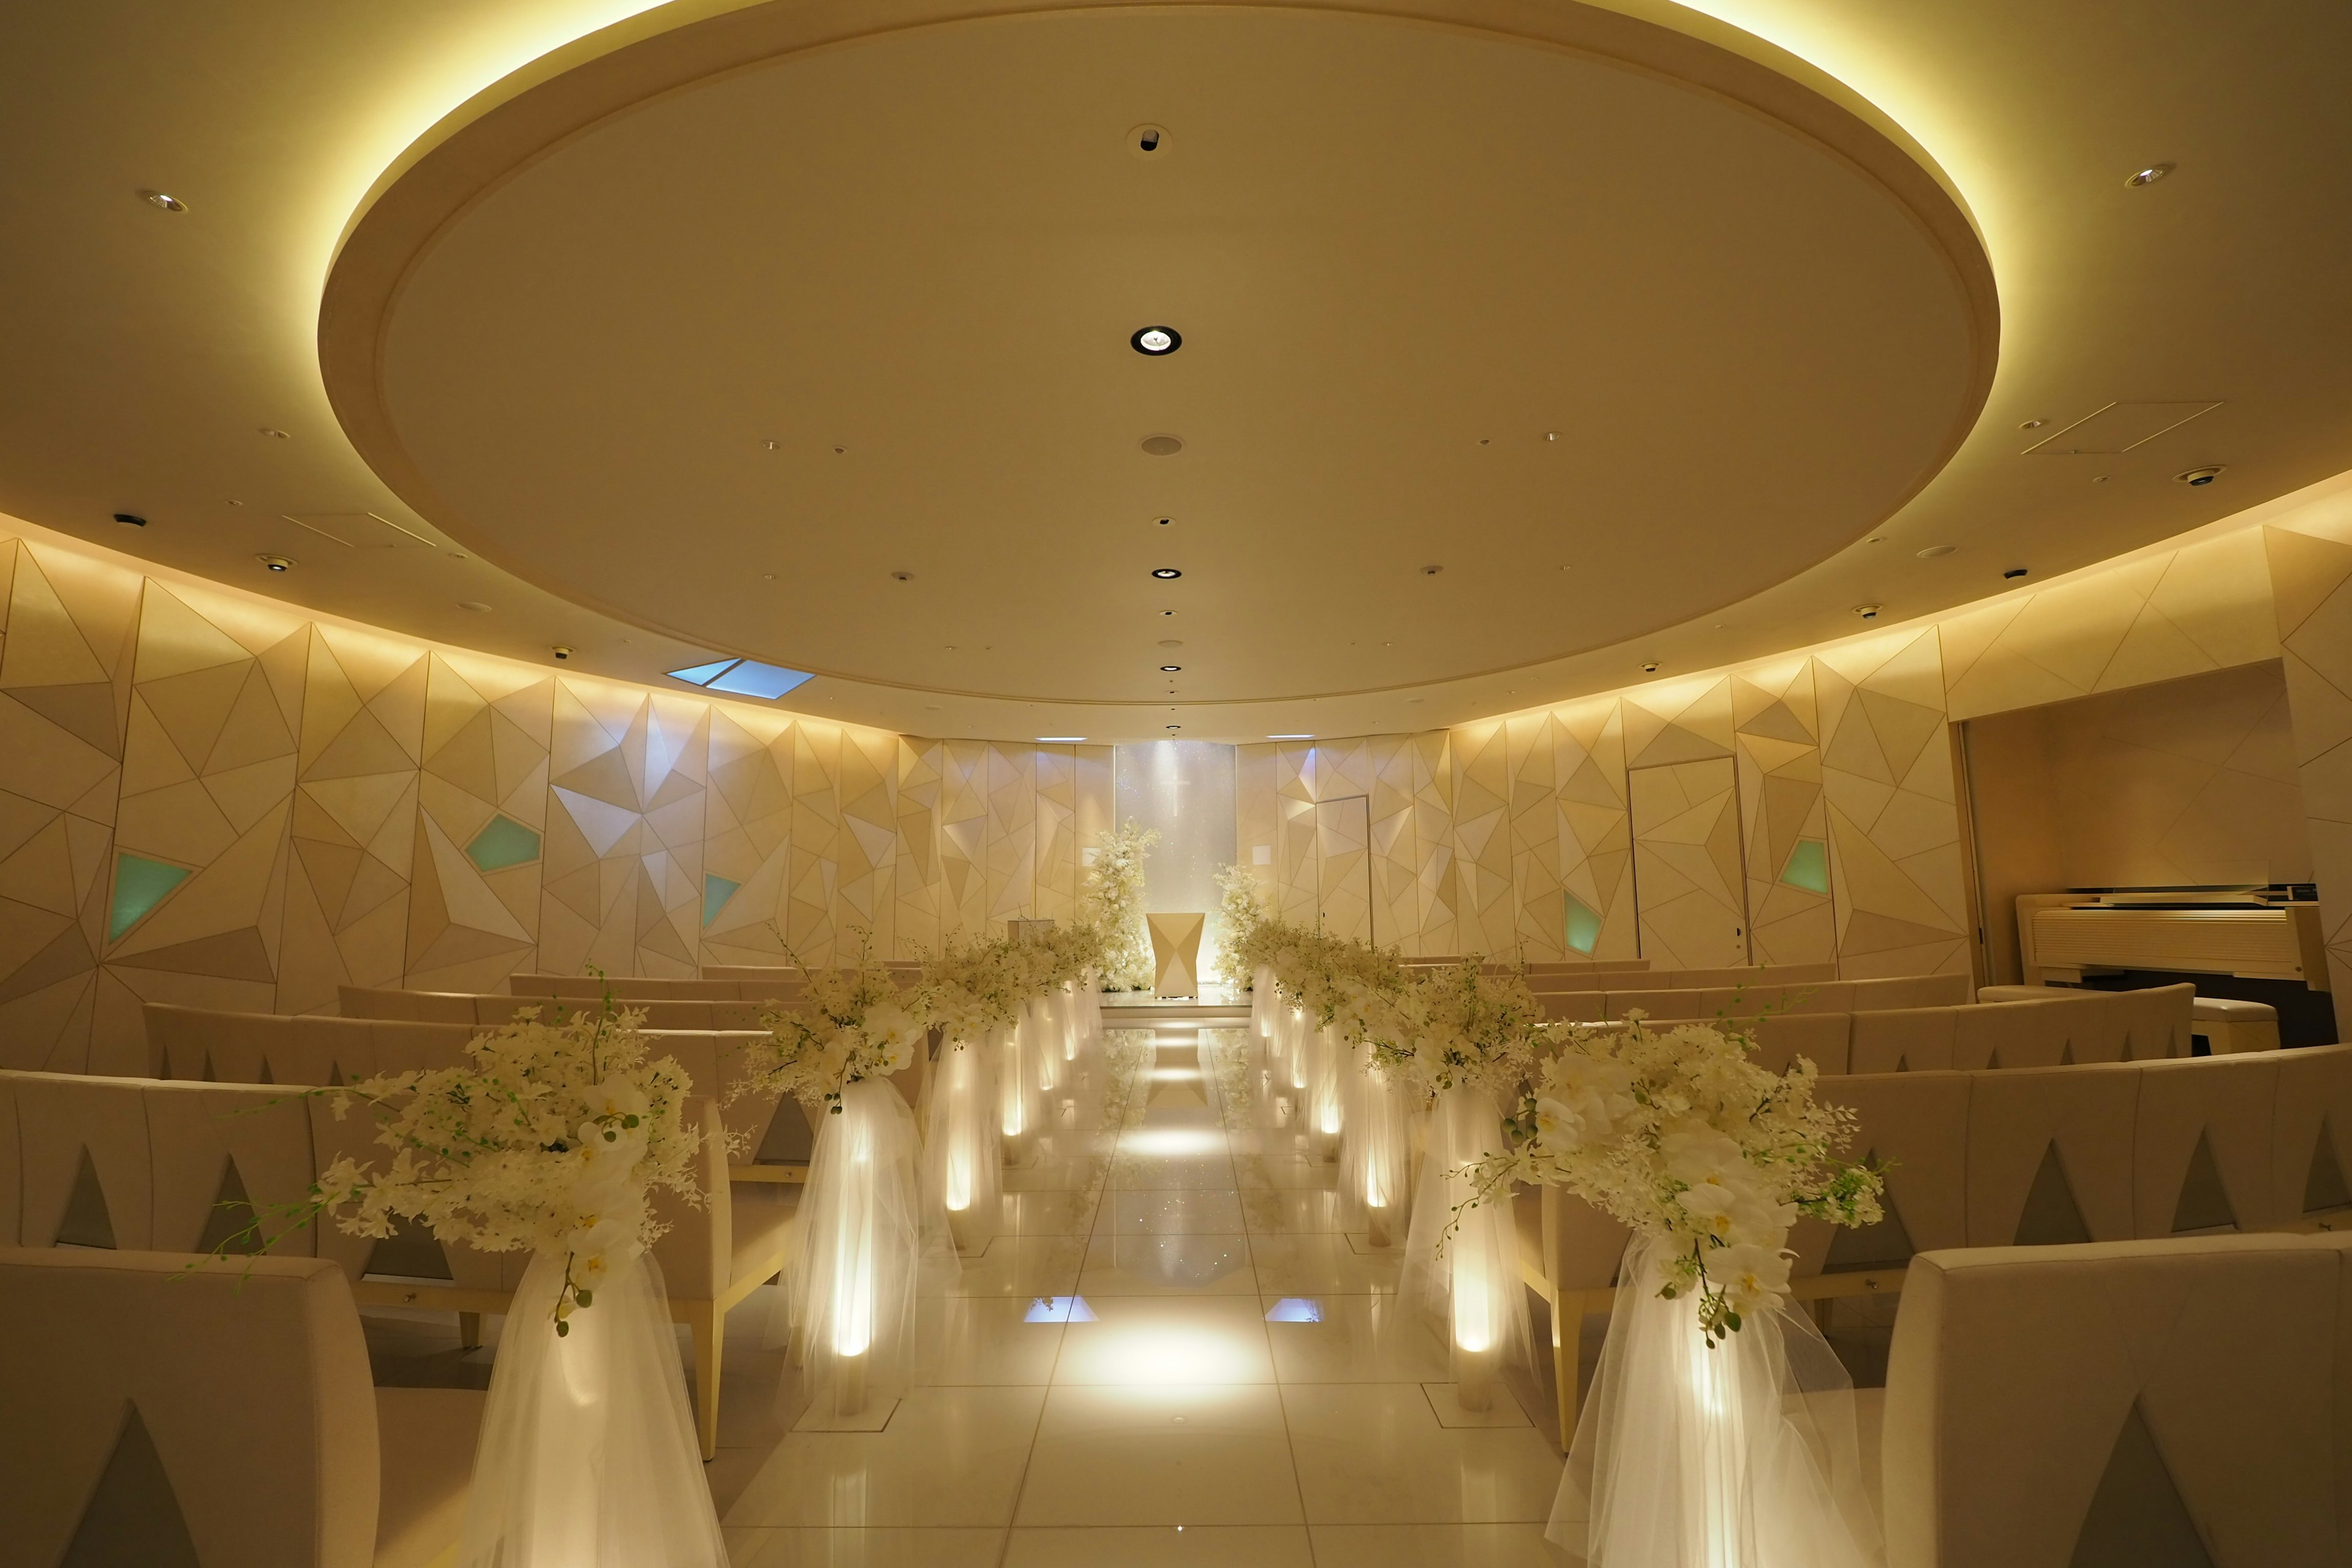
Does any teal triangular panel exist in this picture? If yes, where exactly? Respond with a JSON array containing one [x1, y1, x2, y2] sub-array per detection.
[[108, 854, 189, 942], [702, 873, 741, 927]]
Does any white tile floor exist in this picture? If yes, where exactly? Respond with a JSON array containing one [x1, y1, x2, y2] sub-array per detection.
[[714, 1027, 1574, 1567], [362, 1026, 1574, 1566]]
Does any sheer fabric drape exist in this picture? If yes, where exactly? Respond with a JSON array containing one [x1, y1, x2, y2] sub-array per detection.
[[459, 1248, 726, 1567], [1401, 1085, 1533, 1381], [1338, 1040, 1413, 1244], [1550, 1234, 1883, 1568], [771, 1077, 957, 1415], [923, 1035, 1000, 1253]]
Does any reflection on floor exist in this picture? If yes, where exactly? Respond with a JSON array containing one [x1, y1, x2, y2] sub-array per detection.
[[365, 1027, 1575, 1566]]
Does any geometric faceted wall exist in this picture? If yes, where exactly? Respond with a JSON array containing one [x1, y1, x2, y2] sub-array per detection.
[[0, 531, 1110, 1073], [1243, 521, 2302, 982]]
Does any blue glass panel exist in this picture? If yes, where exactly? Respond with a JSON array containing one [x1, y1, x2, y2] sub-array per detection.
[[703, 873, 741, 927], [466, 816, 542, 872], [707, 660, 815, 700], [666, 659, 737, 687], [1564, 895, 1602, 956], [110, 854, 189, 941], [1782, 839, 1831, 895]]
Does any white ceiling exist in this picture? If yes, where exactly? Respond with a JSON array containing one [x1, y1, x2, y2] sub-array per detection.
[[1, 0, 2348, 741]]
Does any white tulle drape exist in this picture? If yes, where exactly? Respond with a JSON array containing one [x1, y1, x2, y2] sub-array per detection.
[[995, 1020, 1042, 1158], [459, 1248, 726, 1567], [923, 1035, 1001, 1254], [1401, 1085, 1533, 1398], [1337, 1041, 1414, 1245], [1306, 1025, 1346, 1156], [772, 1078, 957, 1415], [1549, 1235, 1883, 1568]]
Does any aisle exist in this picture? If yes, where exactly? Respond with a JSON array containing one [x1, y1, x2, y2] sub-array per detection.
[[717, 1027, 1569, 1566]]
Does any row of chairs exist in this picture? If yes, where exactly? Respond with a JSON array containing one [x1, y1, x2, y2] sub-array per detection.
[[0, 1070, 790, 1460], [12, 1224, 2337, 1568], [141, 1004, 816, 1172], [1537, 971, 1972, 1021], [1516, 1044, 2352, 1443], [1623, 983, 2201, 1076], [345, 984, 778, 1029]]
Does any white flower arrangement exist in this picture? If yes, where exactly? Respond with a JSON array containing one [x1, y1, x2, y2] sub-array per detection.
[[745, 937, 928, 1114], [1235, 916, 1407, 1030], [1478, 1014, 1884, 1340], [303, 994, 704, 1335], [1082, 821, 1158, 992], [1213, 862, 1270, 990], [1359, 959, 1547, 1100]]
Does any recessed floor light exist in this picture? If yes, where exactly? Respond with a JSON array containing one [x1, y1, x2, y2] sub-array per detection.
[[142, 190, 185, 213], [2127, 163, 2174, 187], [1131, 326, 1181, 355], [1152, 568, 1182, 579]]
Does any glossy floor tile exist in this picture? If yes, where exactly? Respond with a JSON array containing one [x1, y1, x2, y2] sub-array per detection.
[[1016, 1382, 1305, 1526]]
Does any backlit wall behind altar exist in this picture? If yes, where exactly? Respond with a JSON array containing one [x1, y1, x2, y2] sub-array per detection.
[[9, 465, 2352, 1073]]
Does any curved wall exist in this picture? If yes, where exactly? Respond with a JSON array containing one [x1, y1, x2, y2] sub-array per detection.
[[5, 470, 2352, 1073]]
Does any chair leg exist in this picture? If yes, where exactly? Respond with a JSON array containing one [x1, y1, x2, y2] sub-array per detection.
[[457, 1311, 483, 1349], [690, 1305, 723, 1462], [1555, 1298, 1581, 1452]]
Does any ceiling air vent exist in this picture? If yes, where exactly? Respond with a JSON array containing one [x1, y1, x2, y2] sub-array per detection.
[[280, 512, 435, 548]]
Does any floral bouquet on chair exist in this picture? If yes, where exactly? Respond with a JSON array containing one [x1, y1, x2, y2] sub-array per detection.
[[290, 991, 726, 1568], [1474, 1013, 1890, 1568]]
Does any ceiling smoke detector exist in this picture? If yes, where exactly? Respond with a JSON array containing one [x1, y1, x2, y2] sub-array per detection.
[[2174, 465, 2226, 486], [256, 554, 293, 572], [552, 646, 573, 660]]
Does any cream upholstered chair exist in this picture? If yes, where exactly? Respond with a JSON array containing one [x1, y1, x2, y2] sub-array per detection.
[[9, 1071, 156, 1249], [0, 1246, 481, 1568], [146, 1080, 322, 1255], [1539, 990, 1607, 1022], [2132, 1052, 2286, 1237], [1850, 1007, 1959, 1073], [1951, 998, 2074, 1071], [1796, 1071, 1973, 1278], [1880, 1233, 2348, 1568], [2271, 1043, 2352, 1223], [1628, 1012, 1852, 1074], [1964, 1063, 2138, 1246], [1850, 973, 1973, 1010]]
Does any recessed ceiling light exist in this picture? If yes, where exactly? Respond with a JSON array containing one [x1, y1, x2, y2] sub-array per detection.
[[113, 512, 146, 527], [890, 570, 914, 582], [1420, 564, 1443, 576], [1156, 516, 1172, 526], [1152, 568, 1182, 579], [458, 600, 492, 611], [2019, 419, 2046, 430], [1916, 544, 1956, 559], [1166, 723, 1182, 730], [1037, 736, 1087, 742], [1130, 124, 1169, 155], [258, 428, 288, 440], [1160, 665, 1182, 672], [1131, 326, 1181, 355], [2175, 465, 2226, 486], [141, 190, 186, 213], [2004, 567, 2030, 580], [2127, 163, 2174, 187], [257, 555, 293, 572], [1140, 434, 1183, 456], [1640, 661, 1660, 674], [1159, 609, 1175, 617], [1546, 432, 1559, 442]]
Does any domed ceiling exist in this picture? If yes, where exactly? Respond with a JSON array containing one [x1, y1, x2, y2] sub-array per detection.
[[334, 4, 1991, 709]]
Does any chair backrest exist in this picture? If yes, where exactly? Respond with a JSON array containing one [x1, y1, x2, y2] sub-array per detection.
[[145, 1081, 320, 1256], [1632, 1013, 1853, 1076], [2131, 1052, 2286, 1238], [6, 1071, 159, 1250], [1882, 1232, 2350, 1568], [1663, 963, 1840, 989], [0, 1246, 382, 1568], [1793, 1070, 1973, 1277], [1964, 1062, 2139, 1246], [1850, 973, 1973, 1010], [1850, 1006, 1959, 1073], [647, 1098, 731, 1300], [2272, 1043, 2352, 1224]]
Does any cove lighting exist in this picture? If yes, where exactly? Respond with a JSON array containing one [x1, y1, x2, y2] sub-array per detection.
[[667, 658, 813, 699], [1036, 736, 1088, 742], [1267, 734, 1313, 740]]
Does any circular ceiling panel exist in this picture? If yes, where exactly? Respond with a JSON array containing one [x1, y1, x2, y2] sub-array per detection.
[[336, 2, 1993, 705]]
